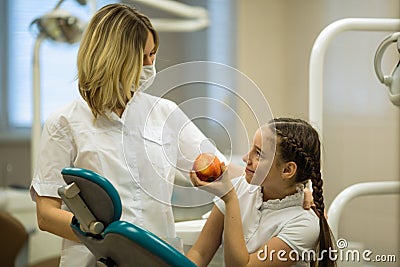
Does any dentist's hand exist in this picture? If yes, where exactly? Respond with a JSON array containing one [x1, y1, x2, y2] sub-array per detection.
[[302, 185, 328, 219], [303, 187, 313, 210], [190, 163, 234, 199]]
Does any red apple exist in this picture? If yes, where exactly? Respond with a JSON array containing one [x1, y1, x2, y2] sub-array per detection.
[[192, 153, 222, 182]]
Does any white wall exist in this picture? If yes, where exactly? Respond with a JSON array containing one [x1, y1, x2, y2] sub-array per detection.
[[237, 0, 399, 265]]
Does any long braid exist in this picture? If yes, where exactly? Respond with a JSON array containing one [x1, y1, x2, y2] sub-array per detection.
[[271, 118, 336, 267], [310, 158, 336, 267]]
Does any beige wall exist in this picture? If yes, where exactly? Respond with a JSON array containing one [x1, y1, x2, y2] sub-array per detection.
[[237, 0, 399, 263], [237, 1, 325, 118]]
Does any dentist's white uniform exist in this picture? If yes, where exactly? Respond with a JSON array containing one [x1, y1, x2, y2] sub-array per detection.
[[30, 92, 225, 267]]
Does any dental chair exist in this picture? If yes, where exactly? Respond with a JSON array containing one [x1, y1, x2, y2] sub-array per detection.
[[58, 167, 197, 267]]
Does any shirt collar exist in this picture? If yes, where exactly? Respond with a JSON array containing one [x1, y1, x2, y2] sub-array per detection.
[[260, 184, 305, 210]]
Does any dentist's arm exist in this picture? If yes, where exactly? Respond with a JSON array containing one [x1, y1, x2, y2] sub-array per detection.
[[36, 193, 80, 242]]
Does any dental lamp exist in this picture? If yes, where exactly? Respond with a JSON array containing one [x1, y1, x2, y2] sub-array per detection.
[[374, 32, 400, 107], [30, 0, 93, 44], [126, 0, 209, 32], [29, 0, 93, 176]]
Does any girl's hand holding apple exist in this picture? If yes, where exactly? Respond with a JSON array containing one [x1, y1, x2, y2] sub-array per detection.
[[190, 153, 234, 199]]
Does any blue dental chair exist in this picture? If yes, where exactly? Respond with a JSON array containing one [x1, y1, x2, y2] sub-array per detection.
[[58, 167, 197, 267]]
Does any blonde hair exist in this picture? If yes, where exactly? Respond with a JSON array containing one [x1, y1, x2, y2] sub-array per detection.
[[77, 3, 159, 118]]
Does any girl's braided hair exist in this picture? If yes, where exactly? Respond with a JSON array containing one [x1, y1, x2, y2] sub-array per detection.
[[269, 118, 336, 267]]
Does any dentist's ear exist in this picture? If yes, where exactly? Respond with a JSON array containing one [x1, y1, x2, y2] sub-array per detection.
[[282, 161, 297, 180]]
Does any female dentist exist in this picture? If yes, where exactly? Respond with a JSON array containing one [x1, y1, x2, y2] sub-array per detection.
[[29, 4, 236, 266]]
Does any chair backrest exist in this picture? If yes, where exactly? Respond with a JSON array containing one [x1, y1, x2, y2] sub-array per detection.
[[0, 210, 28, 267], [59, 167, 197, 267], [60, 167, 122, 230]]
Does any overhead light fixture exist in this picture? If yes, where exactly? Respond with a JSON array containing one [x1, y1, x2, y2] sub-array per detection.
[[127, 0, 209, 32], [29, 0, 91, 43]]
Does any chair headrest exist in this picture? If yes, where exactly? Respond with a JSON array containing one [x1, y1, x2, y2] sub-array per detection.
[[61, 167, 122, 226]]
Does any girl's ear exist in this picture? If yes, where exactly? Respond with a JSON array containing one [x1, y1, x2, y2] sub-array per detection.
[[282, 161, 297, 180]]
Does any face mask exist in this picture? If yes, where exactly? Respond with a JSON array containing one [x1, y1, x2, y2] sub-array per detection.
[[138, 62, 156, 91]]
